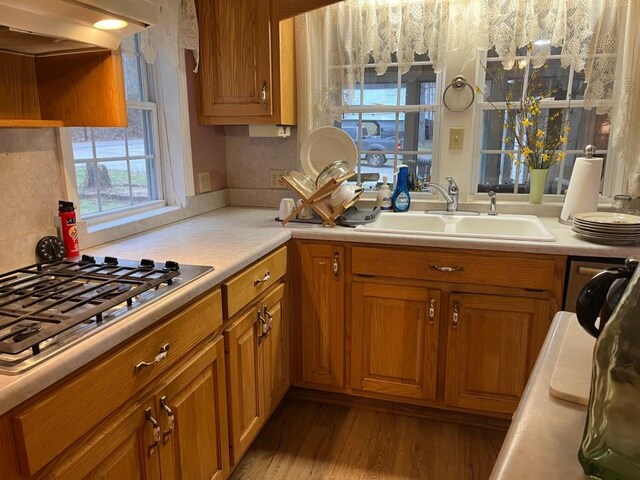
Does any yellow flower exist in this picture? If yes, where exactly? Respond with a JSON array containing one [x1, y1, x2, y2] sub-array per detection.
[[536, 129, 544, 138], [475, 86, 481, 93], [536, 141, 544, 149], [522, 118, 533, 127], [541, 153, 549, 162], [560, 136, 568, 143], [559, 151, 566, 160], [504, 137, 511, 143], [522, 146, 533, 156], [508, 152, 515, 159]]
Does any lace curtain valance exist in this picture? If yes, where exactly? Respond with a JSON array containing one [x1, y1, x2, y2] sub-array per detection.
[[122, 0, 199, 71]]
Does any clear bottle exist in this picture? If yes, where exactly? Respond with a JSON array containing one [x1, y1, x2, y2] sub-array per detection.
[[579, 263, 640, 479], [391, 165, 411, 212], [377, 176, 392, 210]]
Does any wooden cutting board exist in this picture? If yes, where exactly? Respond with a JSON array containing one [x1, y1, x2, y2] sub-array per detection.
[[549, 318, 596, 405]]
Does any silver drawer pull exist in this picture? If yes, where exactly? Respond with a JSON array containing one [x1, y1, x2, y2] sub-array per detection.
[[431, 264, 464, 273], [160, 396, 175, 444], [452, 302, 459, 328], [429, 298, 436, 324], [254, 271, 271, 286], [145, 407, 161, 457], [135, 343, 170, 373]]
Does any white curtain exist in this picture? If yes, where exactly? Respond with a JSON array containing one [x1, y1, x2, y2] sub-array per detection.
[[610, 0, 640, 196], [296, 0, 630, 172], [122, 0, 199, 71]]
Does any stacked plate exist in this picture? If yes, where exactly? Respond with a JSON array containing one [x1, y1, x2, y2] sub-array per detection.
[[572, 212, 640, 245]]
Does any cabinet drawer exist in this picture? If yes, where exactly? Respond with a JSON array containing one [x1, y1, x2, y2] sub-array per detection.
[[352, 246, 557, 291], [11, 289, 223, 476], [223, 246, 287, 318]]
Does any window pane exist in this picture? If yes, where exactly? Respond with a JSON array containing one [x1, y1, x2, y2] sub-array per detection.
[[571, 70, 587, 99], [93, 128, 127, 158], [363, 66, 399, 106], [483, 61, 525, 102], [126, 109, 152, 157], [123, 51, 143, 102], [130, 159, 151, 204], [401, 63, 436, 106], [71, 128, 93, 160], [478, 153, 522, 193], [532, 59, 570, 100], [567, 110, 610, 151], [481, 110, 513, 150]]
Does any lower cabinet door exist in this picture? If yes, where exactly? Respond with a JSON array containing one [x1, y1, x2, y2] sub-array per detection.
[[224, 305, 265, 466], [41, 397, 161, 480], [351, 282, 440, 401], [157, 336, 230, 480], [261, 283, 289, 415], [444, 293, 551, 414]]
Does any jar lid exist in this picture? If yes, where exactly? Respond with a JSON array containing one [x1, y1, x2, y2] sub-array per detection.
[[614, 194, 632, 201]]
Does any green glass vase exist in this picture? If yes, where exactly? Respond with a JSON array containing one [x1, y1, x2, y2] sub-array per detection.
[[528, 168, 548, 204]]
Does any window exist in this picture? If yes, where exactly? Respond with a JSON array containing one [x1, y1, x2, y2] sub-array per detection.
[[336, 53, 440, 189], [476, 46, 613, 196], [71, 37, 162, 218]]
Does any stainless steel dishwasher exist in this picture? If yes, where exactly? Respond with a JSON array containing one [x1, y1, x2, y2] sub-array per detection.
[[564, 257, 626, 312]]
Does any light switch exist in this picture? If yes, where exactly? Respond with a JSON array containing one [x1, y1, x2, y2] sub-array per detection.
[[449, 128, 464, 150]]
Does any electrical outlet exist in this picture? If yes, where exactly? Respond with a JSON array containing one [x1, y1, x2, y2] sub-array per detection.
[[269, 169, 288, 189], [198, 172, 212, 193]]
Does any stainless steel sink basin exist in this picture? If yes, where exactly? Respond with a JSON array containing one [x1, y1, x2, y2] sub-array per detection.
[[355, 212, 555, 242]]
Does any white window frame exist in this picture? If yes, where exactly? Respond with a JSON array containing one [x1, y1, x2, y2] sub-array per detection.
[[59, 45, 195, 226], [471, 50, 619, 202], [331, 58, 444, 189]]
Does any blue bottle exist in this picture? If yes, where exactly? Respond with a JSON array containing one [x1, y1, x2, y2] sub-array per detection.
[[392, 165, 411, 212]]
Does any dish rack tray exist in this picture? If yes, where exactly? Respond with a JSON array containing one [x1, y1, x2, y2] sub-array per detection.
[[281, 172, 360, 227]]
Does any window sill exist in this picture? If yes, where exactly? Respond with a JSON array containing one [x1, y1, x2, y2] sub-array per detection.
[[86, 205, 182, 234]]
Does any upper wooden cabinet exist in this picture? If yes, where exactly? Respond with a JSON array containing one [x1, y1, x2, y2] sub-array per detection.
[[195, 0, 296, 125], [0, 49, 127, 128], [277, 0, 344, 19]]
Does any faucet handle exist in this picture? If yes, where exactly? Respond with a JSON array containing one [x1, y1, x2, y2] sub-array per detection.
[[445, 176, 458, 194]]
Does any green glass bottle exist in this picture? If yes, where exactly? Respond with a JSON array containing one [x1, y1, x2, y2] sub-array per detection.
[[579, 265, 640, 479]]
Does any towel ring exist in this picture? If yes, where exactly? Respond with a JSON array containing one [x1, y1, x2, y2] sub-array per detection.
[[442, 75, 475, 112]]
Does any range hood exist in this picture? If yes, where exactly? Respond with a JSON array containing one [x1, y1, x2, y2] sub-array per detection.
[[0, 0, 159, 54]]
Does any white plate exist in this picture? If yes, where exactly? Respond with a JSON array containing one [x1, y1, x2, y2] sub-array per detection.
[[573, 212, 640, 225], [300, 127, 358, 179]]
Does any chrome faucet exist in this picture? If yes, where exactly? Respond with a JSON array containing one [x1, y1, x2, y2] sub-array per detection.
[[488, 191, 497, 215], [423, 176, 459, 213]]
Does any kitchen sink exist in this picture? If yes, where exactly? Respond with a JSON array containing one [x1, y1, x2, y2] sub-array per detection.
[[355, 212, 556, 242]]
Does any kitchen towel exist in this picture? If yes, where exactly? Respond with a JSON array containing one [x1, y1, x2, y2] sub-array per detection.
[[560, 156, 604, 223]]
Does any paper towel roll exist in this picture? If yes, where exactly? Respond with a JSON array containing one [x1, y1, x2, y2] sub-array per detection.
[[560, 157, 603, 222]]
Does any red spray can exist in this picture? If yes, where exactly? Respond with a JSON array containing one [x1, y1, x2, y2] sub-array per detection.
[[58, 201, 80, 258]]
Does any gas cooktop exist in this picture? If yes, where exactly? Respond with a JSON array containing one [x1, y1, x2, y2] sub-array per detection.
[[0, 255, 213, 375]]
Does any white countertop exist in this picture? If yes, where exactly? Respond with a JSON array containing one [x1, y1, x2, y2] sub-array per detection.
[[0, 207, 635, 416], [490, 312, 590, 480]]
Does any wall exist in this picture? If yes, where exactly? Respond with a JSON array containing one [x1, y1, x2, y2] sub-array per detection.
[[226, 126, 300, 207], [0, 129, 62, 272], [185, 54, 227, 194]]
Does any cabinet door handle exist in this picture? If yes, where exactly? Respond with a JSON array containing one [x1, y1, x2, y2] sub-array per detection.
[[261, 81, 269, 109], [263, 304, 273, 330], [429, 298, 436, 324], [145, 407, 161, 457], [254, 271, 271, 286], [431, 264, 465, 273], [333, 252, 339, 277], [452, 302, 459, 328], [159, 396, 175, 444], [135, 343, 170, 373], [258, 307, 269, 340]]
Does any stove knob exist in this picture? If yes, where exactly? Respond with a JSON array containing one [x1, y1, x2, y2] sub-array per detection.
[[140, 258, 156, 269], [104, 256, 119, 266], [81, 255, 96, 264], [164, 260, 180, 271]]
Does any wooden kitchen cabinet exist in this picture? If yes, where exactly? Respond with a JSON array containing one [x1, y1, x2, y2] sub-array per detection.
[[297, 243, 345, 388], [444, 293, 551, 415], [351, 282, 440, 401], [0, 49, 127, 128], [194, 0, 296, 125], [156, 336, 230, 480], [224, 282, 288, 466]]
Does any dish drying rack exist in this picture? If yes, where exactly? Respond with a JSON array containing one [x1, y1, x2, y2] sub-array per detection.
[[281, 171, 361, 227]]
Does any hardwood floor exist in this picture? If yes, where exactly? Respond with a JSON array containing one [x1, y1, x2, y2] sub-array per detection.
[[230, 397, 507, 480]]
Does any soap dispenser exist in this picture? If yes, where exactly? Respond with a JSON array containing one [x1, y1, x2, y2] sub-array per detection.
[[377, 176, 392, 210], [391, 165, 411, 212]]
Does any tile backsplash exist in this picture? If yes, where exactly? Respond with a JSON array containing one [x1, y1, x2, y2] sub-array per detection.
[[0, 129, 63, 271], [225, 126, 301, 207]]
